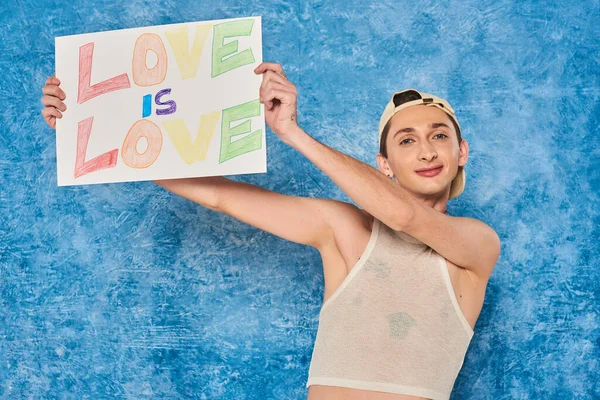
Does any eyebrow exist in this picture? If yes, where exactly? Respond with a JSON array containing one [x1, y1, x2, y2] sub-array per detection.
[[393, 122, 451, 139]]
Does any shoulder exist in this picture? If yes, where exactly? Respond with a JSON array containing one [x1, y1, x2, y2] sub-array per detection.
[[461, 216, 501, 278], [314, 200, 373, 256], [316, 199, 373, 232], [404, 208, 501, 280]]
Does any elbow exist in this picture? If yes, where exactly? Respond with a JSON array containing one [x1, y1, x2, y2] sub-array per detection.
[[210, 188, 223, 213], [207, 179, 226, 212], [390, 208, 413, 232], [203, 176, 229, 211]]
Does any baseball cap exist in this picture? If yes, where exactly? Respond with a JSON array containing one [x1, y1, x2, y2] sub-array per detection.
[[378, 88, 466, 199]]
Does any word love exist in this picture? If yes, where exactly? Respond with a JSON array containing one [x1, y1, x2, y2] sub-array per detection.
[[75, 99, 261, 178], [73, 19, 261, 179]]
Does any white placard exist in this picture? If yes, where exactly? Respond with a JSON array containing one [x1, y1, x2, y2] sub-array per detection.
[[55, 16, 265, 186]]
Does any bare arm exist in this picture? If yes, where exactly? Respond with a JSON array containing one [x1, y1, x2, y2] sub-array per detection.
[[254, 63, 411, 231], [152, 176, 357, 251], [152, 177, 223, 211], [41, 75, 368, 253], [403, 205, 501, 280]]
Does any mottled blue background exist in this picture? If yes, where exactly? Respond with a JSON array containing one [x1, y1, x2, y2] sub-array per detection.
[[1, 0, 599, 398]]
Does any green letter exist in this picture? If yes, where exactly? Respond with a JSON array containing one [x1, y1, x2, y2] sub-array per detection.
[[211, 19, 255, 77], [219, 99, 262, 163]]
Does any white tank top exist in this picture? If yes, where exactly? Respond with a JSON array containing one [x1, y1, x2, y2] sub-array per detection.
[[306, 217, 474, 400]]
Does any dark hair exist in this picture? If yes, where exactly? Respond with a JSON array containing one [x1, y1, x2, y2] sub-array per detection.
[[379, 115, 462, 158]]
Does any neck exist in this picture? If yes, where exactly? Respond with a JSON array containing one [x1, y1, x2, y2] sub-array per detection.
[[405, 187, 450, 214], [420, 197, 449, 214]]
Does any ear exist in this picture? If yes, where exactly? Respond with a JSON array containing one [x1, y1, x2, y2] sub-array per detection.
[[376, 152, 393, 177], [458, 139, 469, 168]]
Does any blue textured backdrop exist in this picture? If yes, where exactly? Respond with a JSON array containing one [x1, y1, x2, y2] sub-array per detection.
[[1, 0, 599, 398]]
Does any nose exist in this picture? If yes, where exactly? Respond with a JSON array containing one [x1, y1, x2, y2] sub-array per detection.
[[418, 143, 438, 162]]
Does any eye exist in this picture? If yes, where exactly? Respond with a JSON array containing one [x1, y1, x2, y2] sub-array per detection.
[[399, 132, 447, 146]]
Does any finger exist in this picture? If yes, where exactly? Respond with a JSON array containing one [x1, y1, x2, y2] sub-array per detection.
[[261, 79, 288, 91], [260, 77, 292, 94], [41, 95, 67, 111], [260, 71, 296, 101], [260, 79, 291, 103], [46, 76, 61, 86], [42, 85, 66, 100], [46, 116, 56, 129], [254, 62, 284, 76], [42, 106, 63, 120], [254, 62, 281, 73], [260, 77, 292, 100], [261, 87, 296, 110], [42, 107, 62, 129], [262, 70, 290, 87]]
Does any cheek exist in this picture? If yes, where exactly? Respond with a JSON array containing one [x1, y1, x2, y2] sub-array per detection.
[[450, 145, 461, 159], [437, 142, 458, 158], [388, 159, 412, 177]]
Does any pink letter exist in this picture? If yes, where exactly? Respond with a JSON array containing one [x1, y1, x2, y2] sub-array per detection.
[[74, 117, 118, 178], [78, 42, 131, 104]]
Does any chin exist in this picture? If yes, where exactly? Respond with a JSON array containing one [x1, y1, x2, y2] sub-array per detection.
[[409, 182, 449, 197]]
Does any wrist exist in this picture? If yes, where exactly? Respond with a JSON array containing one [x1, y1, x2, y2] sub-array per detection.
[[284, 125, 311, 149]]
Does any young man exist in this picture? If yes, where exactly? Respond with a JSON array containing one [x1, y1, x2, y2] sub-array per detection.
[[41, 62, 500, 400]]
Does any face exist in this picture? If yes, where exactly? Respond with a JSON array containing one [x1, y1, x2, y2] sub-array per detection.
[[377, 105, 468, 200]]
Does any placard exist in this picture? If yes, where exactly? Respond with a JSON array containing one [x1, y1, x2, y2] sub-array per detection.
[[55, 16, 264, 186]]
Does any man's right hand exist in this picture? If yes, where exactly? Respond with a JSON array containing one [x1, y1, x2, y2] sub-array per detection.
[[41, 75, 67, 129]]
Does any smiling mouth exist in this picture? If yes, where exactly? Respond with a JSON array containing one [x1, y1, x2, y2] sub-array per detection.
[[415, 166, 443, 177]]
